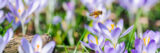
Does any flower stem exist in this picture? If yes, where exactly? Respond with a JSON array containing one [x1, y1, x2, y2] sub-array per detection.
[[34, 12, 40, 34], [21, 21, 26, 36], [73, 29, 87, 53]]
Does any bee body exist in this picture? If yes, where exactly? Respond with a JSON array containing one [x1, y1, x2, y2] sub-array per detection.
[[89, 10, 102, 18]]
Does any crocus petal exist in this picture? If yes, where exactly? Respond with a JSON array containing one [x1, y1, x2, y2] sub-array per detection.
[[0, 0, 7, 9], [88, 43, 98, 50], [147, 40, 157, 53], [80, 41, 91, 49], [28, 0, 40, 15], [106, 48, 115, 53], [104, 41, 113, 47], [31, 34, 43, 52], [18, 46, 24, 53], [85, 25, 96, 35], [0, 10, 4, 18], [134, 38, 142, 53], [0, 36, 4, 53], [98, 22, 108, 30], [8, 2, 19, 17], [88, 34, 97, 44], [116, 42, 125, 53], [104, 45, 110, 53], [124, 50, 128, 53], [131, 49, 137, 53], [42, 41, 56, 53], [104, 19, 114, 27], [16, 0, 24, 14], [111, 28, 121, 39], [120, 25, 134, 38], [98, 36, 105, 48], [116, 19, 123, 31], [21, 38, 34, 53], [3, 28, 13, 44]]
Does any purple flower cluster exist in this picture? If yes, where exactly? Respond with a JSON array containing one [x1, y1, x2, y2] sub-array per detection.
[[82, 19, 133, 53], [81, 19, 160, 53], [132, 30, 160, 53]]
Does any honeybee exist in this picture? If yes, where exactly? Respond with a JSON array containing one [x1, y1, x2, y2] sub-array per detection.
[[89, 10, 102, 18]]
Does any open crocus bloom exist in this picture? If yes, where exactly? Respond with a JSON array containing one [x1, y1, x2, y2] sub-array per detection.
[[5, 12, 31, 30], [141, 30, 160, 48], [131, 30, 157, 53], [8, 0, 40, 24], [81, 34, 105, 53], [104, 41, 126, 53], [97, 19, 134, 45], [18, 34, 56, 53], [131, 38, 157, 53], [0, 28, 14, 53]]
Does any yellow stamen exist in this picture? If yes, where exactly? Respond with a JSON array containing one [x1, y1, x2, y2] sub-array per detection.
[[37, 44, 40, 49], [148, 37, 150, 45], [143, 37, 150, 46], [143, 38, 146, 46], [95, 36, 98, 45], [107, 26, 112, 32], [15, 17, 19, 23], [111, 24, 114, 30], [113, 43, 116, 48], [18, 9, 21, 13]]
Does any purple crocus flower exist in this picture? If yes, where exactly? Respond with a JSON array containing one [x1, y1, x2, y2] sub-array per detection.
[[5, 12, 30, 30], [0, 28, 14, 53], [8, 0, 39, 24], [141, 30, 160, 48], [85, 21, 102, 36], [0, 0, 8, 9], [81, 34, 105, 53], [18, 34, 56, 53], [119, 0, 145, 14], [97, 19, 133, 46], [63, 1, 75, 24], [104, 41, 125, 53], [85, 19, 123, 36], [131, 30, 157, 53]]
